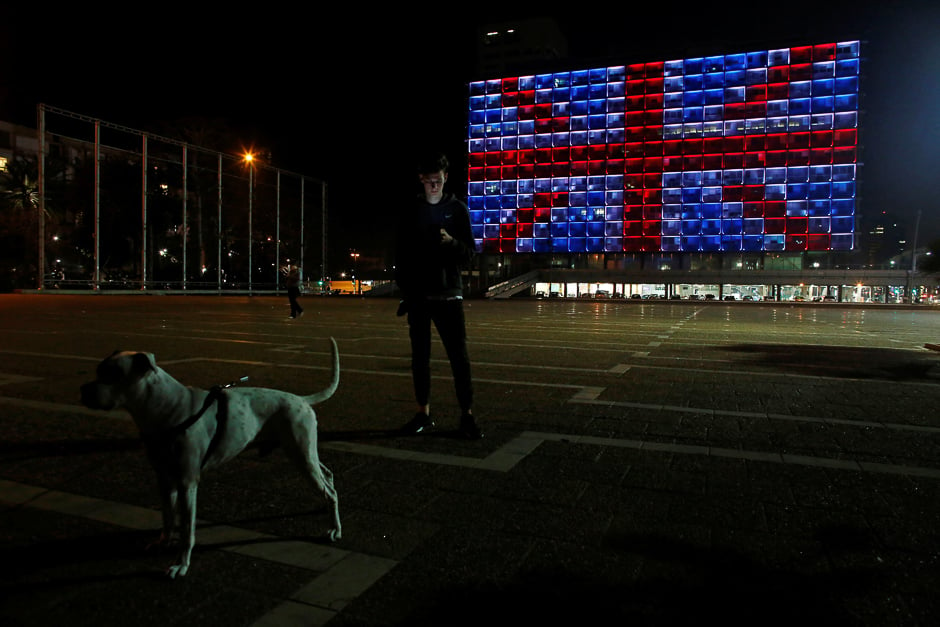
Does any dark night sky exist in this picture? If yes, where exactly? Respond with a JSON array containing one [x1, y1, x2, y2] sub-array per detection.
[[3, 1, 939, 264]]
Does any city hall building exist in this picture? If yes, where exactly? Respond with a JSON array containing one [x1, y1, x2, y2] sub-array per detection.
[[466, 36, 922, 303]]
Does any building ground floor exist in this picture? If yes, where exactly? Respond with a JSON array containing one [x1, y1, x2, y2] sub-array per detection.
[[475, 252, 938, 304], [530, 280, 934, 303]]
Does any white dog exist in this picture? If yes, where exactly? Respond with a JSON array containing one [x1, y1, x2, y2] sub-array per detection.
[[81, 339, 341, 578]]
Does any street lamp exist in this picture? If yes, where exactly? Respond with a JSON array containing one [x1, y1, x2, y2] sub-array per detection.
[[350, 251, 360, 294], [244, 152, 254, 292]]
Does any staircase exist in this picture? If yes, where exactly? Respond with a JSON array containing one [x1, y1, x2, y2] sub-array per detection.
[[485, 270, 540, 299]]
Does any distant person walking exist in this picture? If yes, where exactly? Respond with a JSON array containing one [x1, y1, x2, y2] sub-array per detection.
[[284, 265, 304, 319], [395, 153, 482, 439]]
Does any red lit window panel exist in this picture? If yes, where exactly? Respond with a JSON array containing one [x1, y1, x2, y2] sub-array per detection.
[[811, 131, 833, 147], [724, 136, 745, 152], [703, 154, 723, 169], [833, 147, 857, 163], [765, 218, 786, 233], [768, 66, 790, 82], [744, 202, 765, 218], [767, 83, 789, 99], [746, 85, 768, 101], [789, 64, 813, 81], [766, 151, 788, 167], [623, 237, 644, 251], [765, 134, 788, 150], [833, 129, 857, 146], [724, 186, 744, 201], [813, 43, 836, 61], [765, 202, 786, 217], [790, 46, 813, 63], [810, 148, 833, 165], [786, 235, 807, 250], [745, 136, 766, 151]]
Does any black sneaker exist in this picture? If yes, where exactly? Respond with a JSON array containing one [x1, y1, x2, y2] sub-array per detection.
[[459, 414, 483, 440], [401, 412, 434, 435]]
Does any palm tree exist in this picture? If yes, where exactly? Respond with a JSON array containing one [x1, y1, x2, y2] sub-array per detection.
[[0, 156, 41, 283], [0, 155, 40, 214]]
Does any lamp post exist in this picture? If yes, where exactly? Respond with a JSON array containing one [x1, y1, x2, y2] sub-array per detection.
[[906, 209, 922, 303], [244, 152, 254, 293], [350, 251, 360, 294]]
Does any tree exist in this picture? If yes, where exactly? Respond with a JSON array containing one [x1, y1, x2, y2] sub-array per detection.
[[0, 156, 41, 289]]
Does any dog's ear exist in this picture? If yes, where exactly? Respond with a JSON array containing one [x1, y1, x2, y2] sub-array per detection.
[[131, 352, 157, 374]]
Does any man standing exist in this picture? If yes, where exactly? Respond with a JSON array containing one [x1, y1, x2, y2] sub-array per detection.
[[285, 265, 304, 319], [395, 153, 482, 439]]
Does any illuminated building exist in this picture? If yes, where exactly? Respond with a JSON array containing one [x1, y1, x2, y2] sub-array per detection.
[[467, 41, 861, 256]]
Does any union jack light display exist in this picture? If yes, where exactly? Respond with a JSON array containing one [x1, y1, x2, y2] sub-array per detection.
[[467, 41, 861, 254]]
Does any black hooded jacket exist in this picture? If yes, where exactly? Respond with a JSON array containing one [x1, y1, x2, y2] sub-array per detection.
[[394, 193, 474, 301]]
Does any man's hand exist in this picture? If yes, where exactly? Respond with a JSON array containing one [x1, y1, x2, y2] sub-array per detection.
[[440, 228, 454, 245]]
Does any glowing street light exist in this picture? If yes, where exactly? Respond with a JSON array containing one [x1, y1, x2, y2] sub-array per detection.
[[350, 251, 361, 294], [244, 152, 255, 292]]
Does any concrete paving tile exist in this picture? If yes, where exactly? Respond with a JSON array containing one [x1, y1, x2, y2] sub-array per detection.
[[250, 600, 336, 627], [291, 552, 398, 611]]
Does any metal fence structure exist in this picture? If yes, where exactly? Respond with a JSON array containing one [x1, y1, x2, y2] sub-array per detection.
[[36, 105, 327, 292]]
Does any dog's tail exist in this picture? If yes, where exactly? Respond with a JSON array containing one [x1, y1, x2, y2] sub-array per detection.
[[305, 337, 340, 406]]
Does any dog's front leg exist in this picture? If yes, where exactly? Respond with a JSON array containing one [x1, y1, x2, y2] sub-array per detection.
[[166, 481, 198, 579], [146, 475, 178, 552]]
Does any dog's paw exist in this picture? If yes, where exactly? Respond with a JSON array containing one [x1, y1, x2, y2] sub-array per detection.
[[166, 563, 188, 579]]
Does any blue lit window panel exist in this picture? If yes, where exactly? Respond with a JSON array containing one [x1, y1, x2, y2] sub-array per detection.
[[468, 41, 859, 253]]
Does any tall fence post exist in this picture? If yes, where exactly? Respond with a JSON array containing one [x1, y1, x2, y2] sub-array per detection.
[[141, 135, 148, 290]]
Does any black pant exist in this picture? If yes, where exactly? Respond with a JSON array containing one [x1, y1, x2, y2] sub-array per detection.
[[287, 287, 303, 317], [407, 299, 473, 412]]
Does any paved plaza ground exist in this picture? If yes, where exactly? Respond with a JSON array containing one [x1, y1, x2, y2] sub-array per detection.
[[1, 293, 939, 625]]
